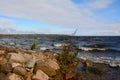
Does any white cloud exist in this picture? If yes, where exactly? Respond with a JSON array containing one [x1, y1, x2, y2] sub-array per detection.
[[0, 18, 16, 33], [0, 0, 119, 35], [0, 0, 99, 27], [0, 18, 54, 34], [0, 18, 30, 34], [83, 0, 115, 10], [0, 18, 14, 24]]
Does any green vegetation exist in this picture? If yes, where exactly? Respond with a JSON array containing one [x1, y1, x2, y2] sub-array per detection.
[[55, 44, 79, 80], [30, 41, 38, 50], [58, 44, 78, 65], [52, 29, 79, 80]]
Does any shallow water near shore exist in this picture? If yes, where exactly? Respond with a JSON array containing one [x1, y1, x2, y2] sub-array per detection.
[[0, 35, 120, 67]]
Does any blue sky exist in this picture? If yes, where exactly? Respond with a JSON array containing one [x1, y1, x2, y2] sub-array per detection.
[[0, 0, 120, 35]]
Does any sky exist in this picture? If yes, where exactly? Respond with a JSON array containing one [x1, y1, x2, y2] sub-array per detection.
[[0, 0, 120, 36]]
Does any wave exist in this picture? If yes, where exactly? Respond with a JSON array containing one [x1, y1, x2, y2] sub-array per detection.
[[53, 43, 69, 47], [78, 53, 120, 67], [83, 43, 106, 48], [79, 47, 106, 51], [79, 47, 120, 52], [39, 43, 120, 52]]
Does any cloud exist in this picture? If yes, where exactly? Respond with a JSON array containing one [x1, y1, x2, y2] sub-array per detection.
[[94, 30, 120, 36], [0, 18, 14, 24], [0, 18, 16, 33], [0, 0, 100, 27], [0, 18, 33, 34], [82, 0, 115, 10], [0, 0, 119, 35], [0, 18, 55, 34]]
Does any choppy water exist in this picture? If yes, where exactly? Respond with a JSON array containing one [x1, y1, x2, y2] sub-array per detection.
[[0, 36, 120, 67]]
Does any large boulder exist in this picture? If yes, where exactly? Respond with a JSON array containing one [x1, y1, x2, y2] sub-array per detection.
[[23, 52, 47, 62], [7, 73, 24, 80], [13, 66, 27, 76], [34, 60, 56, 77], [1, 63, 12, 74], [25, 56, 36, 69], [6, 53, 26, 63], [32, 70, 49, 80], [45, 59, 60, 70]]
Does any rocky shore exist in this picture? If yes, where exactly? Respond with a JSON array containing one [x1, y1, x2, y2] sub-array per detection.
[[0, 45, 120, 80], [0, 45, 60, 80]]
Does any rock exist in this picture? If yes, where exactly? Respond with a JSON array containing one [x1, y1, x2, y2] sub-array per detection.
[[11, 62, 22, 68], [85, 59, 93, 67], [1, 63, 12, 74], [91, 67, 103, 75], [0, 41, 5, 45], [9, 42, 15, 46], [13, 66, 27, 76], [118, 64, 120, 67], [22, 53, 32, 62], [40, 47, 50, 51], [7, 73, 24, 80], [16, 44, 21, 48], [0, 56, 7, 65], [24, 73, 32, 80], [33, 52, 47, 61], [0, 45, 6, 50], [6, 47, 17, 53], [109, 63, 117, 67], [34, 60, 56, 77], [45, 59, 60, 70], [26, 50, 36, 54], [25, 56, 36, 68], [6, 53, 26, 63], [68, 63, 75, 68], [0, 50, 5, 55], [0, 73, 7, 80], [32, 70, 49, 80], [44, 53, 58, 61], [65, 72, 74, 80]]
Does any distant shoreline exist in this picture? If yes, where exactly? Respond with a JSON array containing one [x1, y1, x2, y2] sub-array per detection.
[[0, 34, 69, 36], [0, 34, 119, 37]]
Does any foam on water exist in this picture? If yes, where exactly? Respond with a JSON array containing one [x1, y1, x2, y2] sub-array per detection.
[[79, 47, 106, 51], [78, 52, 120, 67]]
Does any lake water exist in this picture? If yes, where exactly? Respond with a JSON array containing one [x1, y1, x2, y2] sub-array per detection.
[[0, 36, 120, 67]]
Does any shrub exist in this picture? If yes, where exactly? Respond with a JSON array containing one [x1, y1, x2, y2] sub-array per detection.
[[30, 41, 38, 50]]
